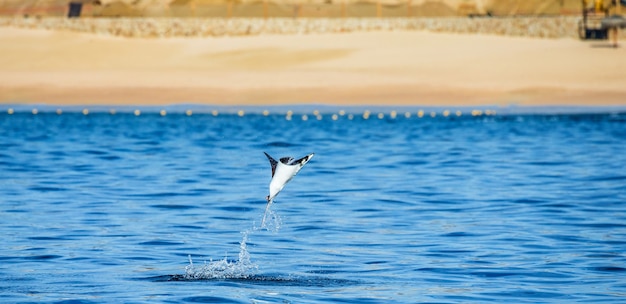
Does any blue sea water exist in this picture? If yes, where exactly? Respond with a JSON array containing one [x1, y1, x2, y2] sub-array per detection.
[[1, 106, 626, 303]]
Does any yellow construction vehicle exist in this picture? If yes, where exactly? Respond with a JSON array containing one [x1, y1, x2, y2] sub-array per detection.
[[579, 0, 625, 41]]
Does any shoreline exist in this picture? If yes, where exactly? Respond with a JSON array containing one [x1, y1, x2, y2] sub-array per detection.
[[3, 84, 626, 107]]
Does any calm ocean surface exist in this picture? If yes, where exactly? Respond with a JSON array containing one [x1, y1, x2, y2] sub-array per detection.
[[1, 106, 625, 303]]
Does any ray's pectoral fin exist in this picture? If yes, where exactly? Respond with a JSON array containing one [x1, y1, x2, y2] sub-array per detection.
[[264, 152, 278, 177], [293, 153, 314, 166]]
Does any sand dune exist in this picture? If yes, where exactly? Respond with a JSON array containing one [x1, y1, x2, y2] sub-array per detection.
[[1, 26, 625, 106]]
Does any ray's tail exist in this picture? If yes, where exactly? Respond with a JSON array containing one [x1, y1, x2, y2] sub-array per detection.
[[261, 197, 273, 228]]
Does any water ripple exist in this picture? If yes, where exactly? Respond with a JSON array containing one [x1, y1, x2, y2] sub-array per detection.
[[0, 111, 625, 302]]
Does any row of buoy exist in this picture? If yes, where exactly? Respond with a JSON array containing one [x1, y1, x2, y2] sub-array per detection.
[[4, 108, 497, 119]]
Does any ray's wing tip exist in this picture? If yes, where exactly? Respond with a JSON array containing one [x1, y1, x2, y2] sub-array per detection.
[[264, 152, 277, 162], [265, 152, 278, 177]]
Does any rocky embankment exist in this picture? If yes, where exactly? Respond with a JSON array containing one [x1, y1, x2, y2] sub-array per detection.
[[0, 16, 601, 39]]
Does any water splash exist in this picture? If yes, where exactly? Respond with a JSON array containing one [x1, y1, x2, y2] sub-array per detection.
[[257, 208, 282, 233], [183, 204, 282, 279], [184, 231, 258, 280]]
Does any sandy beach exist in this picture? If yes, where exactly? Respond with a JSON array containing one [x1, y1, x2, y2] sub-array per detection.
[[1, 21, 625, 107]]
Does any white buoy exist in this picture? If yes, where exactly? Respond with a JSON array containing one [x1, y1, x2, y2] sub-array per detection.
[[472, 110, 483, 116]]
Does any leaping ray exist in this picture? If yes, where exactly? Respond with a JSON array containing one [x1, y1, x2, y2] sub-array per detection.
[[262, 152, 314, 227]]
